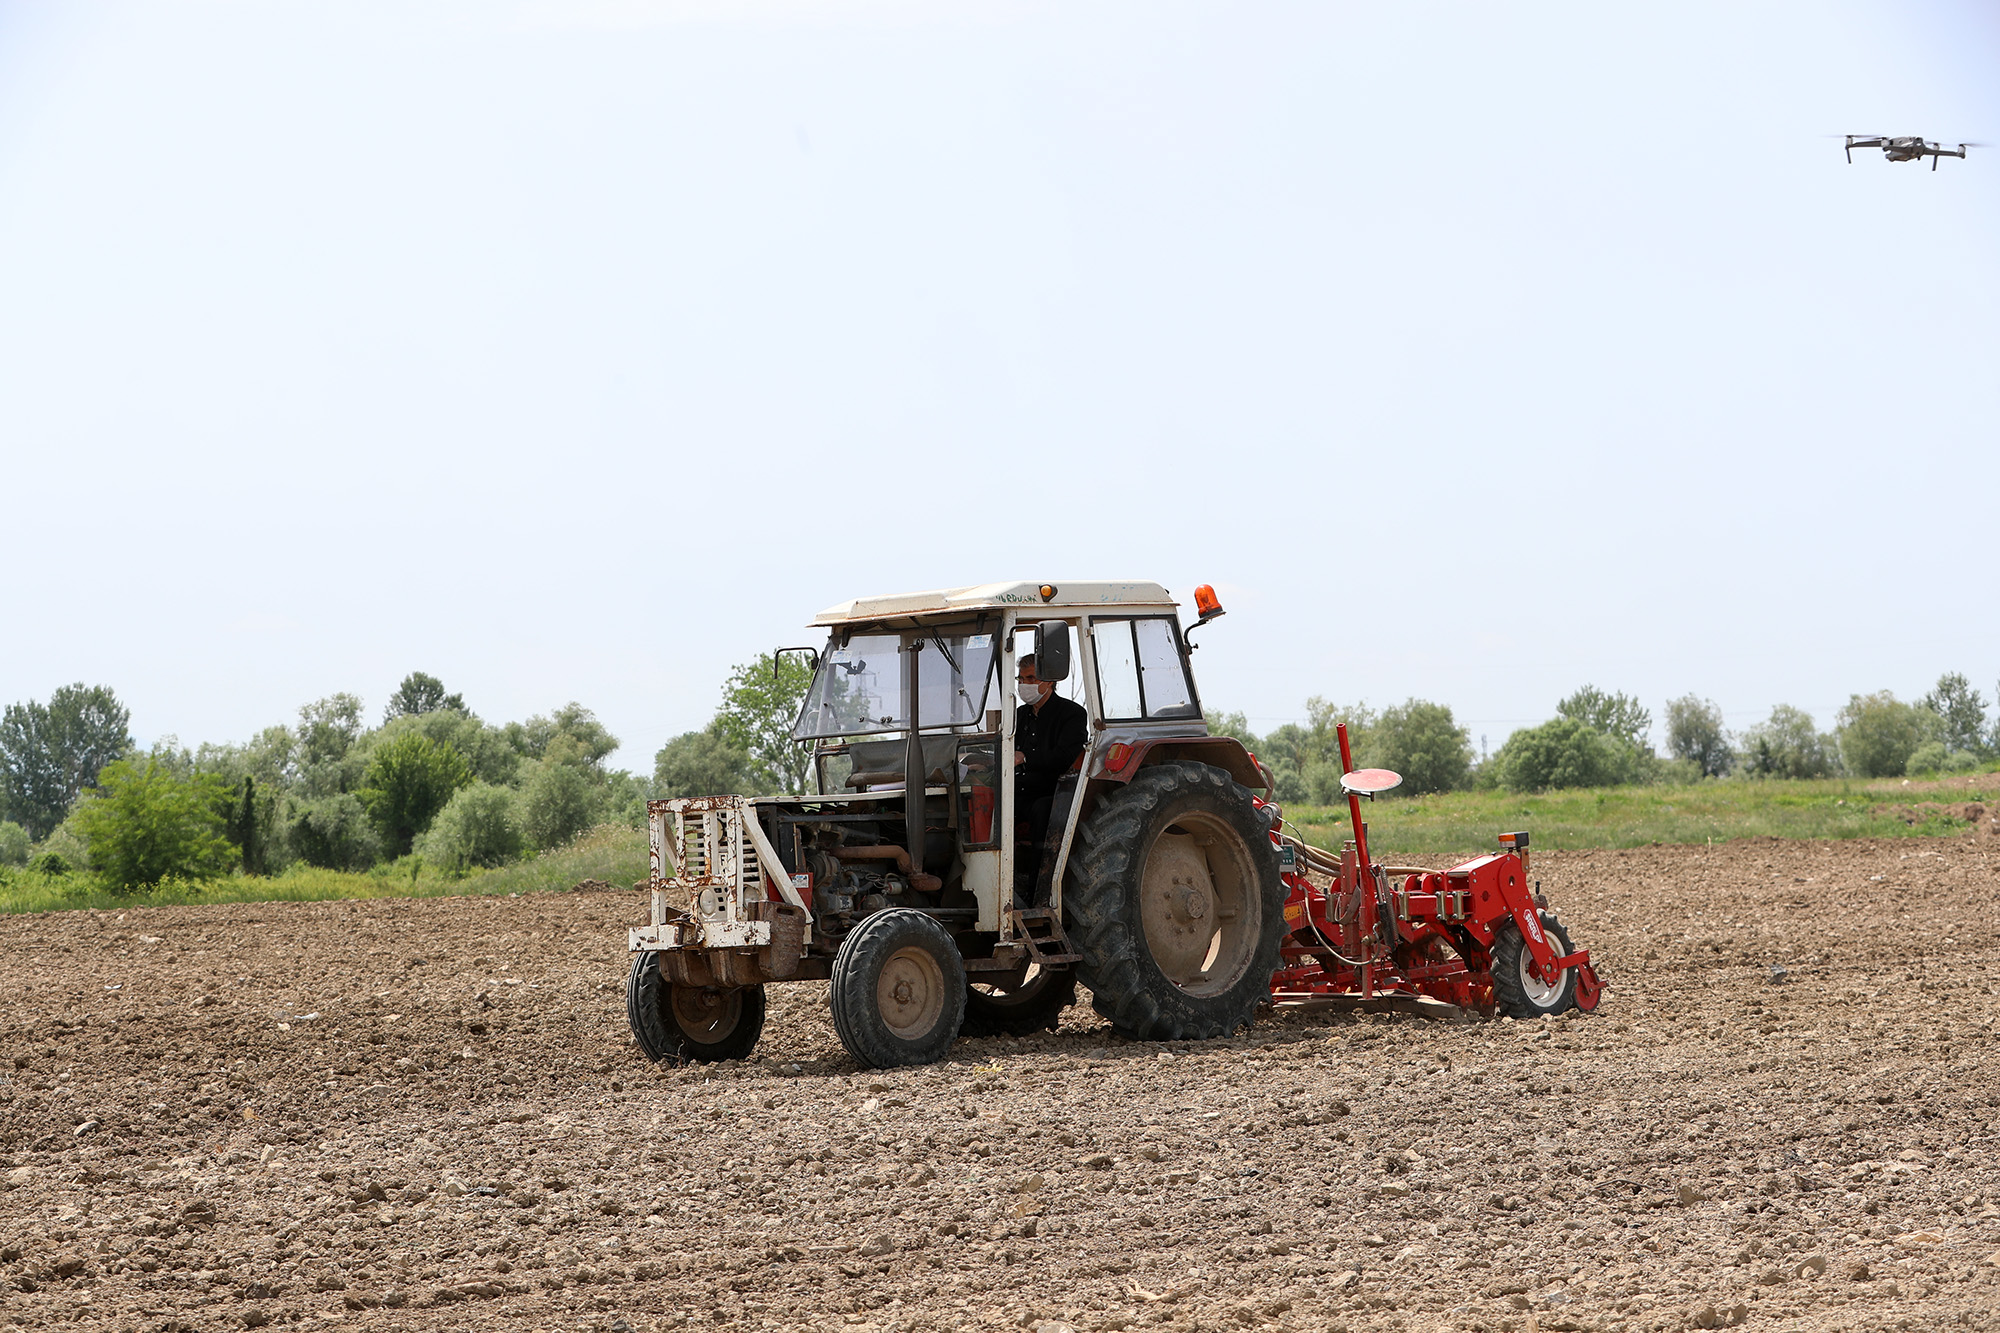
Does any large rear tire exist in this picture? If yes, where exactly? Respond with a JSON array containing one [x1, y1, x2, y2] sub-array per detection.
[[1065, 761, 1285, 1041], [829, 909, 968, 1068], [961, 965, 1076, 1038], [626, 953, 766, 1063], [1491, 913, 1579, 1018]]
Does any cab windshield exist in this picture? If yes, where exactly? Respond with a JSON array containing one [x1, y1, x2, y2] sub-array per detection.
[[792, 627, 999, 740]]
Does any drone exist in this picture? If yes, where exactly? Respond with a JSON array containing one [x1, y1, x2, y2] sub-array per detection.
[[1844, 135, 1977, 170]]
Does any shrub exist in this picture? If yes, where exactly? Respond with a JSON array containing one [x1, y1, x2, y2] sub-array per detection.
[[71, 756, 238, 892], [27, 850, 71, 877], [287, 794, 383, 871], [1371, 699, 1473, 795], [416, 782, 522, 872], [1896, 736, 1944, 780], [1837, 691, 1929, 779], [519, 760, 600, 850], [1739, 705, 1839, 779], [1664, 695, 1733, 778], [1905, 741, 1948, 776], [1302, 760, 1345, 804], [1942, 749, 1983, 775], [1493, 718, 1641, 792], [0, 821, 27, 867], [360, 731, 473, 855], [654, 722, 755, 799]]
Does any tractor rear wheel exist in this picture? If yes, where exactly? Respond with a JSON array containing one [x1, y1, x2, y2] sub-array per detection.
[[626, 953, 766, 1063], [1491, 914, 1579, 1018], [1065, 761, 1285, 1041], [961, 964, 1076, 1038], [830, 909, 968, 1067]]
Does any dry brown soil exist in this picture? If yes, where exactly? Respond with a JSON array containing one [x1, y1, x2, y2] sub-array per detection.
[[4, 838, 1999, 1333]]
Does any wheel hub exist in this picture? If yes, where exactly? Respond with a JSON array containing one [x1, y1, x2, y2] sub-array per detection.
[[877, 946, 946, 1040], [1172, 882, 1210, 923], [671, 985, 741, 1040], [1517, 943, 1568, 1007], [1139, 824, 1258, 994]]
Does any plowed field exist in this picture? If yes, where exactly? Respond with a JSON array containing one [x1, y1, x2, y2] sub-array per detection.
[[4, 837, 1998, 1333]]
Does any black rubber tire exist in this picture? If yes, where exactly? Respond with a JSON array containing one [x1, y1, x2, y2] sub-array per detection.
[[829, 909, 968, 1068], [1490, 913, 1579, 1018], [626, 953, 766, 1063], [1064, 761, 1286, 1041], [960, 967, 1077, 1038]]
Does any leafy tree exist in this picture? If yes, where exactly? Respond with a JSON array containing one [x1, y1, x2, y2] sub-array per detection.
[[72, 755, 238, 892], [297, 693, 365, 767], [377, 709, 520, 787], [506, 703, 619, 771], [1204, 711, 1261, 749], [1837, 691, 1928, 779], [287, 794, 382, 870], [1371, 699, 1473, 795], [1664, 695, 1734, 778], [1738, 704, 1839, 779], [295, 694, 366, 798], [383, 672, 465, 723], [360, 731, 472, 856], [1919, 672, 1989, 755], [416, 782, 522, 871], [600, 769, 653, 828], [717, 654, 815, 795], [1246, 699, 1376, 804], [0, 683, 133, 839], [0, 820, 28, 867], [229, 777, 260, 875], [518, 759, 600, 849], [654, 722, 756, 799], [1493, 718, 1641, 792], [1554, 685, 1653, 754]]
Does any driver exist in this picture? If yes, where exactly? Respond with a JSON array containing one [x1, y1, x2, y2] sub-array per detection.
[[1014, 653, 1087, 892]]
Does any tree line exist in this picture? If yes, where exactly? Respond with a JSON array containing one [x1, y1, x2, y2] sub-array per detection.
[[0, 674, 646, 890], [1211, 671, 1999, 802], [7, 662, 1993, 890]]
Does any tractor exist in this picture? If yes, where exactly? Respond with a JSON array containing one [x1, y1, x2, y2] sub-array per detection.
[[625, 580, 1601, 1069]]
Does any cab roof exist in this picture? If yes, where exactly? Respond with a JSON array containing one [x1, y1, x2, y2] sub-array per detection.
[[812, 580, 1179, 628]]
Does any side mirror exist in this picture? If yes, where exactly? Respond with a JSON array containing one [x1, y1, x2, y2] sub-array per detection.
[[1032, 621, 1072, 682]]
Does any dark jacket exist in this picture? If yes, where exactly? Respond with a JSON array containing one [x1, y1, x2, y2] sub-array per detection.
[[1016, 692, 1088, 802]]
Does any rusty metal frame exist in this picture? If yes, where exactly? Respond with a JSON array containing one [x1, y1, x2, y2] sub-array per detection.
[[631, 795, 813, 955]]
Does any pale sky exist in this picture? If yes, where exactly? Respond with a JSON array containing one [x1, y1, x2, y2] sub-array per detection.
[[2, 1, 1996, 769]]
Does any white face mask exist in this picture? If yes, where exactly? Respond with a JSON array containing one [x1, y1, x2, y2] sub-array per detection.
[[1017, 682, 1045, 706]]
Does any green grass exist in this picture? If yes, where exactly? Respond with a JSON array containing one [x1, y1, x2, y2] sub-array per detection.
[[1280, 776, 1989, 858], [0, 823, 649, 916]]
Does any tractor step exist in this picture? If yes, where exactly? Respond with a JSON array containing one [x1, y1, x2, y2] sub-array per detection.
[[1007, 907, 1080, 966]]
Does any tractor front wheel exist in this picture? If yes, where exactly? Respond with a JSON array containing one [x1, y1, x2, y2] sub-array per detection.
[[626, 953, 767, 1063], [1490, 914, 1579, 1018], [1065, 761, 1285, 1041], [830, 909, 968, 1068]]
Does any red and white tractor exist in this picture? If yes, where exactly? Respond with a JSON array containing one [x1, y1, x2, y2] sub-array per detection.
[[626, 580, 1601, 1068]]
